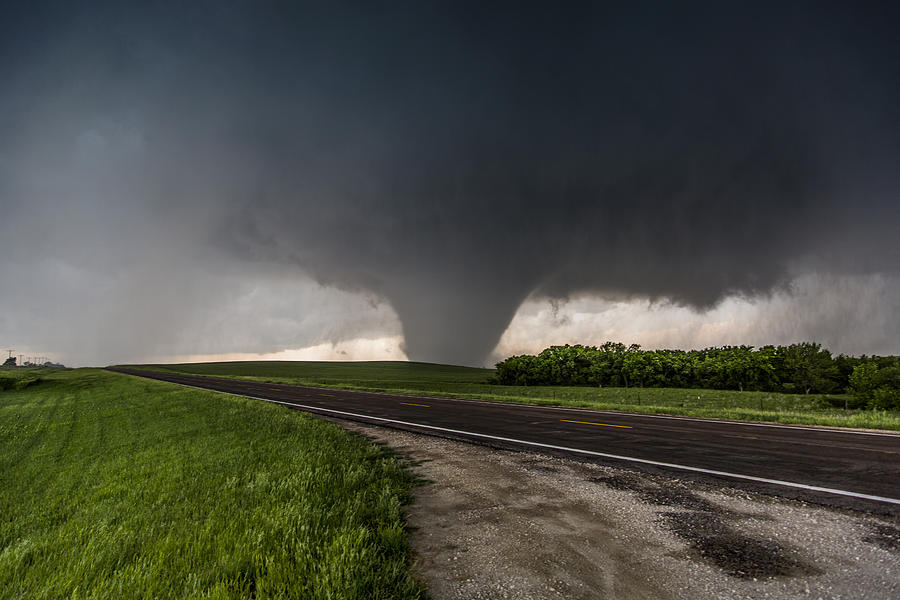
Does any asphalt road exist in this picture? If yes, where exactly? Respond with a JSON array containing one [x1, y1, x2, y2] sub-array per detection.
[[111, 368, 900, 515]]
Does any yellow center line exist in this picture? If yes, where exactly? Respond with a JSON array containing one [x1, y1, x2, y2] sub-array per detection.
[[400, 402, 430, 407], [724, 434, 759, 440], [319, 393, 335, 397], [561, 419, 632, 429]]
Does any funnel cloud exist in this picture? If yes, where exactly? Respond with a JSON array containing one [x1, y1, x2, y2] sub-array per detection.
[[2, 2, 899, 366]]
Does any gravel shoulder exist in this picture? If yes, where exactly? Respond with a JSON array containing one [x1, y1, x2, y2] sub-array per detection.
[[334, 419, 899, 600]]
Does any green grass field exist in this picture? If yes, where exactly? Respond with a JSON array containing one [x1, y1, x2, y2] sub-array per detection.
[[128, 360, 900, 431], [0, 368, 425, 599]]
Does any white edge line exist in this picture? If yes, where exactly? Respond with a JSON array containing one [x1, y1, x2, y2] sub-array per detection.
[[164, 379, 900, 507]]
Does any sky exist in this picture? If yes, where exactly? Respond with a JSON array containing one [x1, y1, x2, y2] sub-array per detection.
[[1, 1, 898, 368]]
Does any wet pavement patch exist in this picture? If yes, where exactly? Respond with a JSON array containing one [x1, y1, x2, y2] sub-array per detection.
[[593, 473, 820, 579], [864, 523, 900, 552], [662, 511, 821, 579], [591, 474, 723, 513]]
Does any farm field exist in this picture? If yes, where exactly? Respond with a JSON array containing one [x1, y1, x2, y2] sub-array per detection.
[[130, 360, 900, 431], [0, 368, 424, 599]]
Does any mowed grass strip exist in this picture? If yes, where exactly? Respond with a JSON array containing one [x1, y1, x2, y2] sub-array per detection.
[[128, 361, 900, 431], [0, 369, 425, 599]]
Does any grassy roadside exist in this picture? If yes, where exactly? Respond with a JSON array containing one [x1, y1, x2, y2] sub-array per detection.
[[0, 368, 425, 599], [126, 361, 900, 431]]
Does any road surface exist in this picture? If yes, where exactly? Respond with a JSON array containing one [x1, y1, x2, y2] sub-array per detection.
[[111, 367, 900, 515]]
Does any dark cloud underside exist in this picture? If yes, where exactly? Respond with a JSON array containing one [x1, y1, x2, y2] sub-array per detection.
[[2, 1, 898, 365]]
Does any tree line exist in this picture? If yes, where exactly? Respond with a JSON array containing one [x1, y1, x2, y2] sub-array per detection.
[[492, 342, 900, 409]]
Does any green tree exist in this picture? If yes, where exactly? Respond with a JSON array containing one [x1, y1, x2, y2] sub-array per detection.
[[871, 388, 900, 410], [781, 342, 839, 394], [753, 345, 781, 391], [849, 362, 879, 402], [721, 346, 754, 391], [622, 350, 654, 388]]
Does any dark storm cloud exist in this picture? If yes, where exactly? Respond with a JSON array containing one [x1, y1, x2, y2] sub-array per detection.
[[2, 1, 899, 365]]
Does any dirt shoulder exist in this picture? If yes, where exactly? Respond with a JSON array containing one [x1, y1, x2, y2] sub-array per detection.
[[334, 419, 899, 600]]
